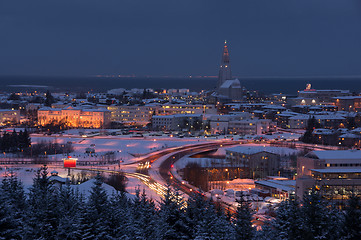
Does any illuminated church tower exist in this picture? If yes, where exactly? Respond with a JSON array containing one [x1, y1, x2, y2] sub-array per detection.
[[217, 40, 232, 88]]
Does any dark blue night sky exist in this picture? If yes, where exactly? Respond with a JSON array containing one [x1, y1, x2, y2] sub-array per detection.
[[1, 0, 361, 77]]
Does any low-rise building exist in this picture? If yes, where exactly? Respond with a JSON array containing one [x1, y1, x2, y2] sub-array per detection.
[[208, 113, 274, 135], [151, 114, 202, 131], [0, 109, 20, 125], [255, 179, 295, 200], [159, 104, 217, 115], [226, 146, 281, 179], [107, 105, 159, 126], [296, 150, 361, 201], [289, 114, 345, 129], [209, 114, 249, 135], [228, 119, 272, 135], [334, 96, 361, 112], [310, 168, 361, 203], [38, 106, 111, 128], [295, 87, 351, 105]]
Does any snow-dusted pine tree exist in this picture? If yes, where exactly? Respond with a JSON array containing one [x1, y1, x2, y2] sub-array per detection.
[[26, 165, 60, 239], [56, 180, 82, 240], [301, 188, 342, 240], [233, 192, 254, 240], [0, 170, 26, 238], [272, 197, 303, 240], [342, 195, 361, 240], [158, 187, 190, 239], [81, 173, 112, 240]]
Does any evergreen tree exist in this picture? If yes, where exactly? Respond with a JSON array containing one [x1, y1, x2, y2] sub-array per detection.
[[108, 191, 132, 239], [158, 187, 189, 239], [1, 170, 27, 211], [342, 195, 361, 240], [26, 165, 60, 239], [56, 181, 82, 240], [185, 192, 208, 238], [0, 193, 22, 240], [18, 129, 31, 150], [0, 171, 25, 239], [301, 116, 320, 143], [130, 189, 158, 239], [254, 223, 275, 240], [301, 188, 342, 240], [81, 173, 112, 240], [272, 197, 303, 240], [233, 193, 254, 240], [10, 130, 19, 152], [195, 199, 235, 240], [45, 90, 55, 107]]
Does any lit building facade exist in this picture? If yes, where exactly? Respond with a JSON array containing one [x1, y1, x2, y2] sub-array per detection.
[[228, 119, 272, 135], [159, 104, 217, 115], [334, 96, 361, 112], [0, 109, 20, 125], [107, 105, 159, 126], [311, 168, 361, 203], [38, 106, 111, 128], [288, 114, 345, 129], [226, 147, 280, 179], [151, 114, 202, 131], [296, 150, 361, 202]]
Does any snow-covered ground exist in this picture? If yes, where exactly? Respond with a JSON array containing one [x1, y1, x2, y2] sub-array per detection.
[[0, 131, 304, 208], [174, 144, 300, 169], [30, 135, 208, 164], [0, 165, 72, 192], [0, 165, 159, 202]]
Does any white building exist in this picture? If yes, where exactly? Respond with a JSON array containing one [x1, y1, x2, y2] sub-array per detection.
[[208, 113, 273, 135], [159, 104, 217, 115], [107, 105, 159, 126], [152, 114, 202, 131], [228, 119, 272, 135], [0, 109, 20, 125], [289, 114, 345, 129]]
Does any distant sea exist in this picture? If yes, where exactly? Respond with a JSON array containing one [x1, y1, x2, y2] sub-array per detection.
[[0, 75, 360, 95]]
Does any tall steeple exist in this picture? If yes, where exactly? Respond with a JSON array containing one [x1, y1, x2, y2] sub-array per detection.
[[217, 40, 232, 88]]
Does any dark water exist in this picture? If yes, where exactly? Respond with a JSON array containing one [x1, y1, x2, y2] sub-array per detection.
[[0, 75, 360, 94]]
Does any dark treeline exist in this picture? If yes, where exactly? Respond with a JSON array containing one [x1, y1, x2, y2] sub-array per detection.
[[23, 140, 74, 157], [0, 129, 31, 153], [1, 166, 361, 240]]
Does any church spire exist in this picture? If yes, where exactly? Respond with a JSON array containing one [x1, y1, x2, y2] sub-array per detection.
[[217, 40, 232, 88]]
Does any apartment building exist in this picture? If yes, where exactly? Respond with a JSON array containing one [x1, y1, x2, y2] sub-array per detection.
[[107, 105, 159, 126], [38, 106, 111, 128]]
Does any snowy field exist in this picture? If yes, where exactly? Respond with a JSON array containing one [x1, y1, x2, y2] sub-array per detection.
[[30, 135, 208, 164]]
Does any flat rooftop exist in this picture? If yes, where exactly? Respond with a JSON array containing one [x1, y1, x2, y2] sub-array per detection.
[[311, 168, 361, 173]]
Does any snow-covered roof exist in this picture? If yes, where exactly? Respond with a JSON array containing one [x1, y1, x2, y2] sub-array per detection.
[[313, 128, 334, 135], [71, 178, 134, 200], [48, 175, 68, 183], [262, 105, 286, 110], [339, 133, 360, 139], [289, 114, 345, 120], [255, 180, 295, 192], [219, 79, 241, 89], [333, 96, 361, 100], [351, 128, 361, 134], [311, 168, 361, 173], [226, 146, 297, 156], [306, 150, 361, 160]]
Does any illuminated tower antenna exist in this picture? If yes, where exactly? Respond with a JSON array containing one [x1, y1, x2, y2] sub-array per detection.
[[217, 40, 232, 88]]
